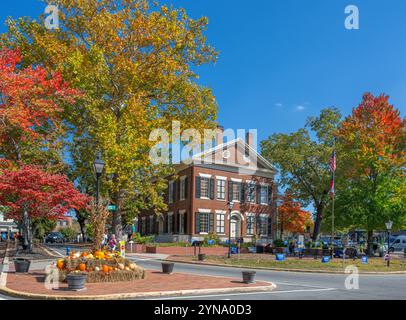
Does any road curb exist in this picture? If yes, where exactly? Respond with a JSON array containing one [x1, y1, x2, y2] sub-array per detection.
[[0, 282, 276, 300], [165, 258, 406, 275]]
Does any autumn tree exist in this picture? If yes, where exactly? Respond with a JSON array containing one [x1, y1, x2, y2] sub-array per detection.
[[0, 48, 79, 168], [334, 93, 406, 254], [278, 194, 313, 237], [2, 0, 219, 238], [0, 165, 89, 252], [261, 108, 341, 240]]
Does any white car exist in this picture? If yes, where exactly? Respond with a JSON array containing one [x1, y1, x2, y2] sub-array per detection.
[[389, 236, 406, 253]]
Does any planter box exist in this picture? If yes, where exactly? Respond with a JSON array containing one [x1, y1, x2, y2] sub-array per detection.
[[242, 271, 256, 284], [162, 262, 174, 274], [14, 258, 31, 273], [146, 246, 157, 254], [66, 273, 87, 291]]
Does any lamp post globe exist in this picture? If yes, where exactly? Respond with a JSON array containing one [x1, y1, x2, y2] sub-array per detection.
[[227, 201, 233, 259]]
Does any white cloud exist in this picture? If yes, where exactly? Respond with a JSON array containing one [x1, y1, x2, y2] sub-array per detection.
[[274, 103, 283, 107], [295, 105, 305, 111]]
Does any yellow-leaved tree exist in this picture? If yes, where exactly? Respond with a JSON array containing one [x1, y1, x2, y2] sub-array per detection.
[[1, 0, 218, 238]]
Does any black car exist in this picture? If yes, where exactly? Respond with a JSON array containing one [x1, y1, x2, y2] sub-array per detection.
[[45, 232, 65, 244]]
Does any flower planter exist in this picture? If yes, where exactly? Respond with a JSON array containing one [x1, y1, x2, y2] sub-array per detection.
[[198, 254, 206, 261], [242, 271, 256, 284], [66, 273, 87, 291], [14, 258, 31, 273], [161, 262, 174, 274]]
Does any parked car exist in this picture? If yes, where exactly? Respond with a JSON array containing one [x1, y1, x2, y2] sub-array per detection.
[[389, 236, 406, 253], [45, 232, 65, 244]]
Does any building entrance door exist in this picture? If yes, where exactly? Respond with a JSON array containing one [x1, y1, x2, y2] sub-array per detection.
[[230, 216, 240, 239]]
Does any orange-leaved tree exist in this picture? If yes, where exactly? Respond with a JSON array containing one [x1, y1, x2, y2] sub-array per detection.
[[278, 194, 313, 237]]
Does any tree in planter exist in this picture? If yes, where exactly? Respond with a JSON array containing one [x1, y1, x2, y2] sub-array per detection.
[[333, 93, 406, 255], [0, 165, 90, 252], [261, 108, 342, 240]]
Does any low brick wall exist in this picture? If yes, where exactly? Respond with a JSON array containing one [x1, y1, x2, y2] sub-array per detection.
[[126, 244, 229, 256]]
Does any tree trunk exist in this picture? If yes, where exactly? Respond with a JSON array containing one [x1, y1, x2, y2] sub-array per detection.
[[312, 204, 324, 241], [22, 210, 33, 253], [367, 230, 374, 257]]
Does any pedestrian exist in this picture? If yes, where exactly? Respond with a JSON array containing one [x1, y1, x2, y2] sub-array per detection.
[[109, 234, 117, 251]]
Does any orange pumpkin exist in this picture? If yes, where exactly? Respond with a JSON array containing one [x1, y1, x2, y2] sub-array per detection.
[[78, 263, 86, 272], [108, 266, 113, 272], [102, 265, 109, 273], [57, 260, 64, 270]]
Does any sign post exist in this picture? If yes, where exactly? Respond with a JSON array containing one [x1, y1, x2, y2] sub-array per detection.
[[119, 240, 125, 258]]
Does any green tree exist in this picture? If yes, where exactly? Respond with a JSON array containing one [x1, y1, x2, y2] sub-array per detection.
[[2, 0, 218, 238], [334, 93, 406, 254], [261, 108, 341, 240], [60, 227, 77, 242]]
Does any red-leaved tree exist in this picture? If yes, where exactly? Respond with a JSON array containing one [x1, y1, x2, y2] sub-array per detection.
[[0, 47, 80, 164], [278, 194, 313, 237], [0, 165, 90, 252]]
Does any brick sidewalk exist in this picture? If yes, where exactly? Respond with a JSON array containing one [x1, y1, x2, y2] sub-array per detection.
[[5, 269, 272, 298]]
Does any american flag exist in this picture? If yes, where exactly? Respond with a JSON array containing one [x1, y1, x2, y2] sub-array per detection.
[[329, 149, 336, 172], [329, 176, 335, 199]]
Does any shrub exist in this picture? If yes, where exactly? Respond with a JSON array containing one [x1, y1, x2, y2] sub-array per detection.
[[204, 232, 220, 245], [60, 227, 77, 241]]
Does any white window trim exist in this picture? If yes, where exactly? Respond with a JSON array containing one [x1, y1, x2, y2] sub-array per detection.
[[216, 176, 227, 180], [260, 185, 269, 205], [215, 210, 226, 214], [199, 173, 212, 178], [198, 208, 211, 213], [179, 209, 186, 214], [231, 178, 242, 182], [168, 212, 174, 216], [180, 176, 187, 201]]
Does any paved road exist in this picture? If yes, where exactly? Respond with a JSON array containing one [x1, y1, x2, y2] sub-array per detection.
[[2, 244, 405, 300]]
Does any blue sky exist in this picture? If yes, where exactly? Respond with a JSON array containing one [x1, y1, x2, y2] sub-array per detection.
[[1, 0, 405, 145]]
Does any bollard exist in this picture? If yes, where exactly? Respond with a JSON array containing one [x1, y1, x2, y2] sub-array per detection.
[[66, 246, 70, 256]]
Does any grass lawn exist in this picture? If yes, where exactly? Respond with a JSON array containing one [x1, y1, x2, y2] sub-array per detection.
[[172, 254, 406, 272]]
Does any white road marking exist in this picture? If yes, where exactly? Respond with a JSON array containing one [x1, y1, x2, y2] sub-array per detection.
[[44, 246, 64, 257], [148, 288, 337, 300]]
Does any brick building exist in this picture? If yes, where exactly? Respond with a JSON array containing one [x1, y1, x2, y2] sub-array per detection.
[[139, 132, 278, 244]]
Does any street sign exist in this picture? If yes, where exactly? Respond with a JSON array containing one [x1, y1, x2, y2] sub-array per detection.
[[107, 204, 117, 212], [119, 241, 125, 258]]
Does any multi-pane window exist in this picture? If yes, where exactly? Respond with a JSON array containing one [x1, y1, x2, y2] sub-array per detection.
[[260, 185, 268, 204], [168, 181, 174, 203], [216, 213, 225, 234], [247, 215, 255, 235], [217, 179, 226, 200], [180, 177, 186, 200], [259, 216, 268, 235], [167, 214, 173, 234], [179, 213, 184, 234], [232, 183, 241, 202], [199, 213, 210, 233], [200, 178, 210, 198], [247, 183, 256, 203]]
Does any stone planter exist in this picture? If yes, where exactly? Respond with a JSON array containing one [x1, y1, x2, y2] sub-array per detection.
[[14, 258, 31, 273], [198, 254, 206, 261], [66, 273, 87, 291], [146, 246, 157, 254], [162, 262, 174, 274], [242, 271, 256, 284]]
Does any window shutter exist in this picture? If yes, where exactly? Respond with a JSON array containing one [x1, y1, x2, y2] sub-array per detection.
[[184, 177, 188, 199], [267, 217, 272, 236], [240, 183, 245, 203], [209, 178, 215, 200], [172, 213, 177, 234], [209, 213, 214, 232], [184, 212, 188, 234], [268, 185, 273, 205], [177, 180, 181, 201], [163, 216, 168, 234], [256, 185, 261, 204], [195, 177, 201, 198], [195, 212, 200, 234], [228, 181, 233, 202]]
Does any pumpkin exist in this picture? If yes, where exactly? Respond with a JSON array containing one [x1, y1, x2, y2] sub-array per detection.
[[95, 266, 100, 272], [102, 265, 109, 273], [108, 266, 113, 272], [129, 263, 137, 270], [86, 254, 94, 259], [57, 260, 64, 270], [78, 263, 86, 272], [125, 267, 130, 271], [118, 263, 125, 270], [95, 251, 105, 259]]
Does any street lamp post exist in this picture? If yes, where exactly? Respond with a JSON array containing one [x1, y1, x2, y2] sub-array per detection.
[[93, 152, 105, 208], [385, 220, 393, 267], [227, 201, 234, 259]]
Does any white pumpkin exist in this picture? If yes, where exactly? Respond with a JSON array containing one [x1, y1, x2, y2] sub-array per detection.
[[125, 267, 130, 271], [74, 252, 81, 259], [95, 266, 100, 272], [129, 263, 137, 270], [86, 254, 94, 259], [118, 263, 125, 270]]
